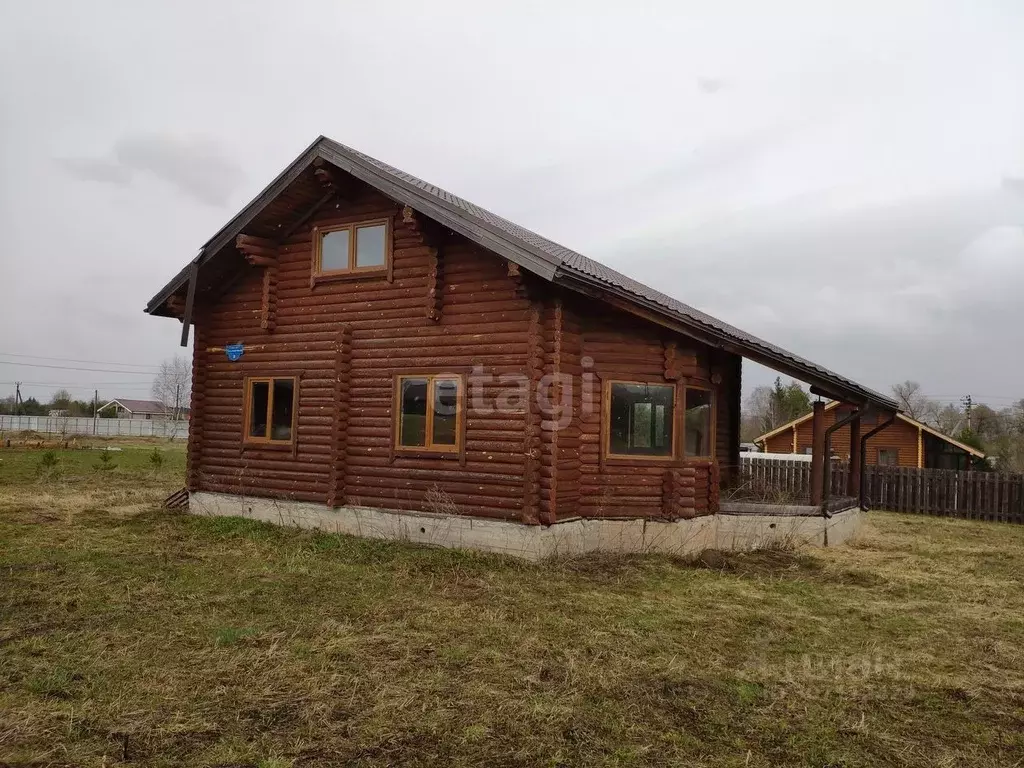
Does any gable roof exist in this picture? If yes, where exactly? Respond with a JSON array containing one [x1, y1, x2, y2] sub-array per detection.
[[146, 136, 899, 412], [753, 401, 986, 458], [99, 398, 167, 414]]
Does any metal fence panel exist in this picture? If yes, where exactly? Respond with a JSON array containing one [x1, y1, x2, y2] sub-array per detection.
[[0, 415, 188, 440]]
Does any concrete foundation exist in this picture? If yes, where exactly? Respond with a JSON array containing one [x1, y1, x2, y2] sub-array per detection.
[[189, 492, 866, 561]]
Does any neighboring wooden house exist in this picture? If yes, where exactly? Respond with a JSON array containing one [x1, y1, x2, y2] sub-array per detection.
[[145, 136, 899, 557], [755, 401, 985, 470]]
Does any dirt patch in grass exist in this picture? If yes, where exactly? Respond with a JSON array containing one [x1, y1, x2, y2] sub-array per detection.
[[687, 546, 823, 576]]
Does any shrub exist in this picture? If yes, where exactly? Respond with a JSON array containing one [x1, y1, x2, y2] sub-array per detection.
[[149, 448, 164, 471], [95, 450, 116, 472], [38, 450, 60, 475]]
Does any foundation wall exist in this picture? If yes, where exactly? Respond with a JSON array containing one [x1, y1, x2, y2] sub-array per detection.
[[190, 491, 865, 561]]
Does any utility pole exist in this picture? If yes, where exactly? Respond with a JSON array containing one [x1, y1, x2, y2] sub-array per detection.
[[174, 384, 180, 421], [961, 394, 973, 431], [14, 382, 21, 417], [93, 389, 98, 435]]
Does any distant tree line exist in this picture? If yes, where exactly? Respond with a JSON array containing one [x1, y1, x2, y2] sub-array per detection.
[[741, 378, 812, 442], [890, 380, 1024, 471], [1, 355, 193, 420], [743, 377, 1024, 472], [0, 388, 117, 418]]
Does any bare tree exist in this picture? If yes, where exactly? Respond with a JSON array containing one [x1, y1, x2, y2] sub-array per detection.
[[50, 388, 73, 409], [152, 356, 192, 419], [933, 403, 963, 436], [891, 380, 938, 424]]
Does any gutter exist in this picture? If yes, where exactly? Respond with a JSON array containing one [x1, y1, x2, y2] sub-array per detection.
[[820, 404, 867, 517], [859, 411, 898, 510]]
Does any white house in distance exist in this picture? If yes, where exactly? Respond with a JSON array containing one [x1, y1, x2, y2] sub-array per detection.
[[98, 398, 187, 421]]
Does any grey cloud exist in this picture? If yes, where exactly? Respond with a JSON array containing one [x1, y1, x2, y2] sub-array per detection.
[[58, 135, 245, 206], [1004, 177, 1024, 197], [697, 77, 726, 94], [605, 186, 1024, 397], [2, 0, 1023, 406], [59, 156, 133, 185]]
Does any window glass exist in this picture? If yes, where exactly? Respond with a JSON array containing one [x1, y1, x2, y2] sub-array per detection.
[[431, 379, 459, 446], [878, 448, 899, 466], [631, 402, 653, 448], [355, 224, 387, 268], [609, 382, 674, 456], [684, 388, 713, 457], [249, 380, 269, 439], [654, 404, 667, 447], [320, 229, 350, 271], [270, 379, 294, 441], [400, 378, 428, 447]]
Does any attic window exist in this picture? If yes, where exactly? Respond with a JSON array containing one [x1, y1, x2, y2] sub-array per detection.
[[313, 219, 390, 278]]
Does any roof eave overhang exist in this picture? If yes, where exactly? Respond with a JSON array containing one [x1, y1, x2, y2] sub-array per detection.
[[554, 268, 899, 413]]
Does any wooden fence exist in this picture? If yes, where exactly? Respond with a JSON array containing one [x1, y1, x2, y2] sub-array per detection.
[[739, 456, 1024, 524]]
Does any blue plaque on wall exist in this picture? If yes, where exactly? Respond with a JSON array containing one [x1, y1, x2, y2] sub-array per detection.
[[225, 343, 244, 362]]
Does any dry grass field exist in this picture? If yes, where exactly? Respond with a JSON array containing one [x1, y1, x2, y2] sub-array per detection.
[[2, 442, 1024, 767]]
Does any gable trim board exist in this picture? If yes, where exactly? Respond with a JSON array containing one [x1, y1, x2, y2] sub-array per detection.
[[145, 136, 898, 414], [754, 402, 985, 460]]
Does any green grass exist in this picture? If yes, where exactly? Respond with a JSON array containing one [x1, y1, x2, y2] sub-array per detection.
[[1, 442, 1024, 766], [0, 438, 186, 486]]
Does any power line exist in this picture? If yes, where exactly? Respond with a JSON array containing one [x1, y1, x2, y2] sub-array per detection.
[[0, 351, 161, 370], [921, 393, 1022, 403], [0, 380, 154, 388], [0, 360, 155, 375]]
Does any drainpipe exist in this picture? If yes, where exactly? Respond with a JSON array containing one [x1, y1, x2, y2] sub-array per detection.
[[821, 404, 865, 517], [859, 412, 898, 511]]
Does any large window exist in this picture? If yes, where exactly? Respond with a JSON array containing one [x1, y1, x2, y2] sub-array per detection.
[[313, 219, 390, 276], [244, 377, 296, 444], [606, 381, 675, 458], [395, 375, 462, 453], [684, 387, 714, 458]]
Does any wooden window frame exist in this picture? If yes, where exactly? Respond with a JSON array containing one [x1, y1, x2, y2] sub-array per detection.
[[242, 375, 298, 448], [393, 373, 465, 455], [311, 218, 392, 283], [682, 384, 716, 460], [877, 447, 900, 466], [602, 379, 679, 463]]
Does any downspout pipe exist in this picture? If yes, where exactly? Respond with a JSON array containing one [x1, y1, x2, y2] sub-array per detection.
[[859, 412, 898, 511], [821, 405, 865, 517]]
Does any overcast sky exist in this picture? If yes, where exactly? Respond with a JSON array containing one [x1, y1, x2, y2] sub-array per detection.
[[1, 1, 1023, 409]]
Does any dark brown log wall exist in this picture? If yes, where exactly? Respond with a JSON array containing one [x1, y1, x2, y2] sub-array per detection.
[[568, 300, 735, 519], [194, 186, 532, 519], [188, 172, 742, 523]]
